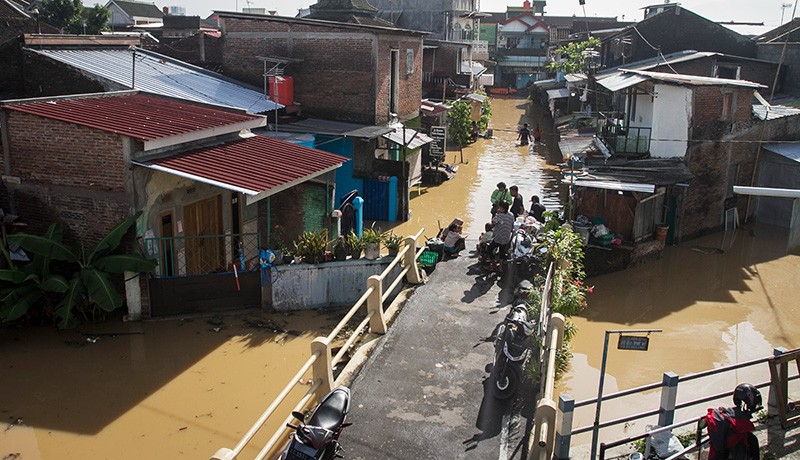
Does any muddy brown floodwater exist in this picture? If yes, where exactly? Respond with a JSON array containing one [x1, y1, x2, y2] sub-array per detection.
[[389, 96, 563, 240], [0, 310, 343, 459], [561, 225, 800, 444]]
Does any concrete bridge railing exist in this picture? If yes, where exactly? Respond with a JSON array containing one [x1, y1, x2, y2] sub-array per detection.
[[210, 229, 426, 460]]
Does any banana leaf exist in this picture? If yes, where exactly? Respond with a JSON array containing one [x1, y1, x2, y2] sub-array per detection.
[[93, 254, 157, 274], [7, 232, 77, 262], [24, 223, 63, 277], [0, 269, 33, 285], [55, 277, 84, 329], [80, 268, 122, 312], [87, 211, 142, 262], [40, 274, 70, 293], [0, 284, 42, 322]]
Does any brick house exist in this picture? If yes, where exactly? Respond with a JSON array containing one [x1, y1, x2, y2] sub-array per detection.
[[0, 91, 347, 316], [573, 70, 800, 245], [217, 9, 429, 222]]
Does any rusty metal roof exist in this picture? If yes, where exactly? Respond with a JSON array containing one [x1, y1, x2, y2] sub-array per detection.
[[2, 92, 265, 147], [133, 134, 348, 202]]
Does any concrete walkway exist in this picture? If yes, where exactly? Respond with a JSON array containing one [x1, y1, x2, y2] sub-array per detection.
[[339, 245, 538, 460]]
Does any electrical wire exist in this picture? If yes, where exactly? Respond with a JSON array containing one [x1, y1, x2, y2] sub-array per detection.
[[632, 25, 679, 74]]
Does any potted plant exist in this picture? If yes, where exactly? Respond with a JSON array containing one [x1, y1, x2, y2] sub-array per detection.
[[333, 236, 348, 261], [383, 232, 403, 257], [361, 228, 383, 260], [269, 224, 287, 265], [293, 230, 329, 264], [346, 232, 362, 259]]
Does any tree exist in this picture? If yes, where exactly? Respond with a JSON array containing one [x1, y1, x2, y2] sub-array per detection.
[[84, 5, 111, 34], [546, 37, 602, 74], [38, 0, 83, 33]]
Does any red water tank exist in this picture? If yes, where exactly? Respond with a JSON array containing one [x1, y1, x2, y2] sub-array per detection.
[[268, 76, 294, 106]]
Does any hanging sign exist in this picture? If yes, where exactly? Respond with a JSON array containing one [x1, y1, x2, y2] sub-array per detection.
[[618, 335, 650, 351]]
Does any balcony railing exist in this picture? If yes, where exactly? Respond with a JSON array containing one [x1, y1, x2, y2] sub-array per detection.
[[601, 124, 652, 155]]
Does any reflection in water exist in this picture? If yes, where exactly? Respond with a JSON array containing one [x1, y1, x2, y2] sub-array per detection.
[[561, 223, 800, 444], [0, 310, 342, 459], [388, 96, 564, 239]]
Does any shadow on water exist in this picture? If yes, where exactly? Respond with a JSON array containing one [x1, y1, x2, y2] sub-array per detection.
[[0, 308, 343, 458]]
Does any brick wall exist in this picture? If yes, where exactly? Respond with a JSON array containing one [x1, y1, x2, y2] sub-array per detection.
[[221, 16, 422, 125], [679, 92, 800, 240], [3, 110, 131, 244]]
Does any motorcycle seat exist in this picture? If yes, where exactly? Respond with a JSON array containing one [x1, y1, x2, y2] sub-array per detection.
[[309, 388, 349, 431]]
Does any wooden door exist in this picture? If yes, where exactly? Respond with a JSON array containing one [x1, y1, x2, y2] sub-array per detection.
[[183, 195, 224, 274]]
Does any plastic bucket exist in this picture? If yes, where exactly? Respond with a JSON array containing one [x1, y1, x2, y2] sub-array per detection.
[[655, 225, 669, 242], [574, 225, 590, 245]]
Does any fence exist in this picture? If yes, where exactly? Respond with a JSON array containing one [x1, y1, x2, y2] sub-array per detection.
[[209, 229, 426, 460], [600, 125, 652, 155], [529, 262, 567, 460], [142, 233, 262, 277], [553, 347, 800, 459]]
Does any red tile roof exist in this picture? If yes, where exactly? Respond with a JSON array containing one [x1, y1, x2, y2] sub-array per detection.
[[135, 135, 348, 197], [2, 93, 262, 141]]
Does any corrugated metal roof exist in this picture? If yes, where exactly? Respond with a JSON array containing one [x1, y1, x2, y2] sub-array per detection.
[[547, 88, 570, 99], [2, 92, 263, 141], [383, 124, 433, 150], [763, 142, 800, 162], [628, 70, 766, 88], [569, 179, 656, 193], [133, 135, 347, 201], [597, 73, 650, 91], [29, 48, 282, 114], [564, 73, 587, 83], [275, 118, 392, 139], [753, 104, 800, 121]]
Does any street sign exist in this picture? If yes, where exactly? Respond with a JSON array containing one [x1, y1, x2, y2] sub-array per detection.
[[429, 126, 447, 159], [617, 335, 650, 351]]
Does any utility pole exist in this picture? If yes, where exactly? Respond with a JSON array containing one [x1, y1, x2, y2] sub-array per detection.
[[781, 3, 793, 25]]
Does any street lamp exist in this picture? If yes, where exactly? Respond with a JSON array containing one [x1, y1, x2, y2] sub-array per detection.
[[590, 328, 662, 460]]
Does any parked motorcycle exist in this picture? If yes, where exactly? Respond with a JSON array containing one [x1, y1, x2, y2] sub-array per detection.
[[282, 386, 351, 460], [491, 305, 534, 399], [703, 383, 762, 460]]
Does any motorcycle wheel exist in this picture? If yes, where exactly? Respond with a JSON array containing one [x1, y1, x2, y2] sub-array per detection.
[[492, 362, 521, 400]]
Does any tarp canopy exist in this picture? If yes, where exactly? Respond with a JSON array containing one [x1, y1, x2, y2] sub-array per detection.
[[547, 88, 571, 99]]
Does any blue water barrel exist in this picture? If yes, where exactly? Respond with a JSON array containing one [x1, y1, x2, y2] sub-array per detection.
[[287, 133, 315, 148]]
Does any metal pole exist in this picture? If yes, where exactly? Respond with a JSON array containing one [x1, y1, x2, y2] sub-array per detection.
[[590, 331, 611, 460], [131, 48, 136, 89], [590, 328, 662, 459]]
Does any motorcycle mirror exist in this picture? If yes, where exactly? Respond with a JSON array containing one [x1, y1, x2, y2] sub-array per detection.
[[291, 411, 305, 422]]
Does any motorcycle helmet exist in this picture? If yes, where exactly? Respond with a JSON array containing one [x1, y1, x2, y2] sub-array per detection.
[[733, 383, 762, 413]]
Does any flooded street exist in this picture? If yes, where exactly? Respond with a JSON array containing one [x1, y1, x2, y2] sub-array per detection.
[[2, 95, 798, 458], [389, 96, 563, 239], [0, 310, 342, 459]]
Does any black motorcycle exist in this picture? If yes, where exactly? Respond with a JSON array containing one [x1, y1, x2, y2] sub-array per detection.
[[491, 305, 534, 399], [282, 386, 351, 460]]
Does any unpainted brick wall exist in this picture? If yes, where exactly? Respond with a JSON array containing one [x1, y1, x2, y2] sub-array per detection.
[[679, 90, 800, 239], [3, 110, 131, 244], [221, 17, 422, 125]]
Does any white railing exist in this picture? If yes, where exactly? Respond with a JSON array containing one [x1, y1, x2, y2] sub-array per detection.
[[210, 229, 426, 460]]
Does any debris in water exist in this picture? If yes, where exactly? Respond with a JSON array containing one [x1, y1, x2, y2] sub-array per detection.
[[691, 246, 724, 255], [86, 337, 98, 344], [178, 426, 187, 431], [211, 327, 221, 333], [299, 379, 312, 385], [4, 417, 22, 432]]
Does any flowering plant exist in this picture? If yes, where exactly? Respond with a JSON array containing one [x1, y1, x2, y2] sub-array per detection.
[[552, 276, 593, 317]]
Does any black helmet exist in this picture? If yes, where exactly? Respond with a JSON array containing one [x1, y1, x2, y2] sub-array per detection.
[[733, 383, 762, 413]]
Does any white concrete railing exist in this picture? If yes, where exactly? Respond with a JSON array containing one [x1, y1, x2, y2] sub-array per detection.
[[528, 262, 565, 460], [210, 228, 426, 460]]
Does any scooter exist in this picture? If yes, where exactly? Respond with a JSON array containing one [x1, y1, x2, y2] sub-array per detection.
[[282, 386, 351, 460], [491, 305, 534, 399]]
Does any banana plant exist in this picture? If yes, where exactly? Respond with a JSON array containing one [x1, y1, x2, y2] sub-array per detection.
[[1, 211, 156, 329]]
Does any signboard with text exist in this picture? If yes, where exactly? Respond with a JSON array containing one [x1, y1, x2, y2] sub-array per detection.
[[617, 335, 650, 351], [429, 126, 447, 159]]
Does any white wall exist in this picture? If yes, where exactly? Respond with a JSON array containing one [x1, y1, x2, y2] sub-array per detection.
[[650, 83, 692, 158]]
